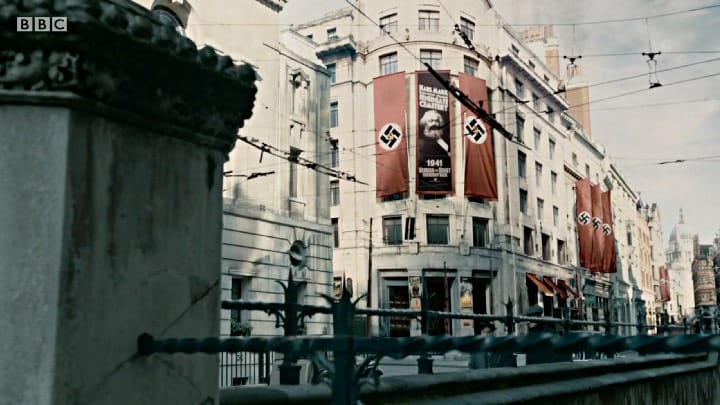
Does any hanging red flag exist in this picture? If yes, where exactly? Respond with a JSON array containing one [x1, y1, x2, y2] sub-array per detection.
[[659, 266, 671, 302], [374, 72, 409, 198], [589, 183, 605, 272], [600, 191, 616, 273], [575, 178, 593, 270], [458, 73, 498, 200]]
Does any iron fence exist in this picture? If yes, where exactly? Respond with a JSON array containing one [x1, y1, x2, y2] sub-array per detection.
[[219, 351, 273, 387], [138, 271, 720, 405]]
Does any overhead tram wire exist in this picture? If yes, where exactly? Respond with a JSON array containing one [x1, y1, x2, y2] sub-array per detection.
[[235, 135, 368, 186], [490, 56, 720, 117], [344, 0, 514, 141]]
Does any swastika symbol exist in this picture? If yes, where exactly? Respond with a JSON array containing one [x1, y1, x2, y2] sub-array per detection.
[[592, 217, 602, 230], [464, 117, 487, 144], [577, 211, 591, 226], [603, 224, 612, 236], [378, 123, 402, 151]]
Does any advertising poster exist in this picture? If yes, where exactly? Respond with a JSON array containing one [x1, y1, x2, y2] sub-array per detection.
[[460, 278, 473, 328], [416, 70, 453, 194], [409, 276, 422, 310]]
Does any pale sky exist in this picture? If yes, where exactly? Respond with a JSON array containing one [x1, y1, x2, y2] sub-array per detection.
[[279, 0, 720, 245]]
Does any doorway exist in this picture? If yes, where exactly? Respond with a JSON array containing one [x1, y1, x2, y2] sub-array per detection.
[[425, 277, 454, 335], [385, 279, 410, 337]]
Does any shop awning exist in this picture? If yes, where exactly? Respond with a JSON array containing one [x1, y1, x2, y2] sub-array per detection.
[[526, 273, 553, 297], [544, 277, 568, 300], [558, 279, 580, 299]]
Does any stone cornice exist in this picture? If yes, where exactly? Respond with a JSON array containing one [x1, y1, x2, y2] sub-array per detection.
[[256, 0, 287, 13], [0, 0, 257, 154]]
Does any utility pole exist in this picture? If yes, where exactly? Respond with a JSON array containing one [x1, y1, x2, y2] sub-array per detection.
[[366, 217, 372, 336], [444, 260, 449, 334]]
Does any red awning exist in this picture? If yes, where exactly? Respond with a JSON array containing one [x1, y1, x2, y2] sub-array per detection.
[[526, 273, 553, 297], [558, 279, 580, 299], [543, 277, 568, 300]]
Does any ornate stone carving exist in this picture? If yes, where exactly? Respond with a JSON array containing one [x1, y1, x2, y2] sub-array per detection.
[[0, 0, 257, 154]]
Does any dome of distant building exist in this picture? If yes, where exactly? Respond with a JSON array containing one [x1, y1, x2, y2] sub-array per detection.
[[669, 208, 697, 241]]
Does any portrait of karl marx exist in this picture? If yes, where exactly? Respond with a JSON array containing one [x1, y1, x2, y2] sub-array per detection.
[[419, 109, 450, 158]]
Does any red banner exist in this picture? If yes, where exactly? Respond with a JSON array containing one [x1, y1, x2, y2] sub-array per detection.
[[374, 72, 408, 198], [600, 191, 616, 273], [659, 266, 671, 302], [575, 178, 593, 269], [458, 73, 498, 200], [590, 184, 604, 272], [416, 70, 453, 194]]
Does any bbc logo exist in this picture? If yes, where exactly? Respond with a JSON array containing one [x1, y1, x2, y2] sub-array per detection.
[[16, 17, 67, 32]]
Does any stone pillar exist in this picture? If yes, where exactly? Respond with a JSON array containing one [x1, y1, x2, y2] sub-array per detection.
[[0, 1, 256, 404]]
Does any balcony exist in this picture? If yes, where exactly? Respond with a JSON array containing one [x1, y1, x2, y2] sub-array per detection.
[[316, 35, 357, 59]]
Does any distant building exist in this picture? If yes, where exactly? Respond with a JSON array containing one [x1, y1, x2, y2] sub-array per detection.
[[665, 209, 697, 320], [693, 242, 717, 331]]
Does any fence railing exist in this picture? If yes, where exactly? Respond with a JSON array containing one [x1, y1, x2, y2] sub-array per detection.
[[138, 271, 720, 405], [219, 351, 273, 387]]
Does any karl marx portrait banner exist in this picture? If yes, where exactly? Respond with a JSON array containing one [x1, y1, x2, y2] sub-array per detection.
[[416, 70, 453, 194]]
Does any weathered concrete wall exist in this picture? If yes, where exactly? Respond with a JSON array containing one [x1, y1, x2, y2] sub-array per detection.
[[219, 353, 719, 405], [0, 104, 224, 405]]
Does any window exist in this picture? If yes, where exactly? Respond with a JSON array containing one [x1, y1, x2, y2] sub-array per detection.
[[551, 171, 557, 194], [420, 49, 442, 69], [330, 181, 340, 206], [585, 164, 590, 178], [523, 226, 534, 255], [426, 215, 449, 244], [533, 128, 541, 150], [330, 145, 339, 168], [327, 28, 338, 40], [627, 227, 633, 246], [460, 17, 475, 41], [557, 240, 566, 264], [542, 234, 551, 260], [535, 162, 542, 187], [289, 148, 301, 198], [532, 93, 539, 110], [383, 216, 402, 245], [553, 206, 559, 226], [511, 44, 520, 55], [306, 34, 313, 40], [572, 153, 578, 166], [519, 189, 528, 214], [379, 52, 398, 75], [419, 10, 440, 31], [330, 101, 338, 128], [230, 278, 243, 326], [518, 151, 526, 178], [382, 192, 406, 202], [515, 115, 525, 142], [332, 218, 339, 247], [380, 13, 398, 35], [327, 63, 336, 84], [472, 217, 489, 247], [537, 198, 544, 218], [529, 60, 536, 69], [514, 79, 524, 98], [463, 56, 478, 76]]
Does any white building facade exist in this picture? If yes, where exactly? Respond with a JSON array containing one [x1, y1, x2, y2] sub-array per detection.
[[134, 0, 335, 338], [293, 1, 649, 337]]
